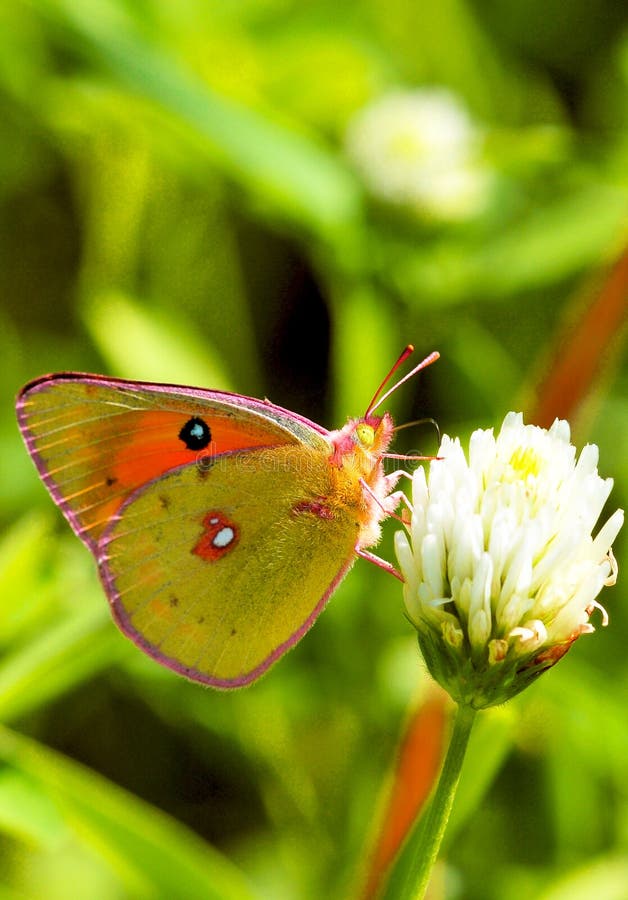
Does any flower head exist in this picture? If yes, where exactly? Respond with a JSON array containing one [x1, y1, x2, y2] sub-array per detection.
[[345, 88, 493, 222], [395, 413, 623, 709]]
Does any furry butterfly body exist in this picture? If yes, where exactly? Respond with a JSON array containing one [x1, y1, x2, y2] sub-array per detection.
[[16, 353, 437, 687]]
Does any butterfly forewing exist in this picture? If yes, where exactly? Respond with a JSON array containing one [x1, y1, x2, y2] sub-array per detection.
[[17, 375, 325, 549]]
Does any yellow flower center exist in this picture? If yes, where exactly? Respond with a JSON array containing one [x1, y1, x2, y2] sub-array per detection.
[[507, 446, 543, 481]]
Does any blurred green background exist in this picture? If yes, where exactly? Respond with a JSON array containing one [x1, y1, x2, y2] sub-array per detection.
[[1, 1, 627, 898]]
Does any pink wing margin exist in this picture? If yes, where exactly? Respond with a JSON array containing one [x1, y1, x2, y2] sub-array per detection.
[[16, 371, 330, 437], [107, 558, 355, 690], [16, 372, 353, 688]]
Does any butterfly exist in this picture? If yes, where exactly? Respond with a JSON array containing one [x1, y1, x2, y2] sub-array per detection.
[[16, 347, 438, 688]]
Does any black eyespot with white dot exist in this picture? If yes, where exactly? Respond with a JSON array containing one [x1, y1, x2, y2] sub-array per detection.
[[179, 416, 212, 450]]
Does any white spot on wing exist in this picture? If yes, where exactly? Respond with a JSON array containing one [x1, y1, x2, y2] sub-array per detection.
[[212, 526, 235, 548]]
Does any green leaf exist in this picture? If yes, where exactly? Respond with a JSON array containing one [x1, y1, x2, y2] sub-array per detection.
[[0, 515, 56, 649], [330, 283, 402, 422], [0, 726, 257, 900], [0, 605, 124, 723], [0, 767, 68, 848], [539, 856, 628, 900], [476, 184, 628, 297], [83, 291, 232, 388], [446, 317, 521, 412], [399, 184, 628, 307], [34, 0, 363, 239]]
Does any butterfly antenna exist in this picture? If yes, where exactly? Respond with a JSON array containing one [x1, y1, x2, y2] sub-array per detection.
[[393, 417, 441, 446], [365, 345, 415, 417], [367, 351, 440, 416]]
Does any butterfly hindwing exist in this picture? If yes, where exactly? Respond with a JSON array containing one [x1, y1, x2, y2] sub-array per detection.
[[100, 444, 360, 686]]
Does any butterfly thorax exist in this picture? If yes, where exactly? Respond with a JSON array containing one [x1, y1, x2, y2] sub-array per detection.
[[327, 412, 397, 549]]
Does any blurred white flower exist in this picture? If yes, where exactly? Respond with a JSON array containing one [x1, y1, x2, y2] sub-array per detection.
[[395, 412, 623, 708], [345, 88, 492, 221]]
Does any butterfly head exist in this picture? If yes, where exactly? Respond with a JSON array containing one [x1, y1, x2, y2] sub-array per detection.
[[329, 412, 394, 470], [355, 418, 385, 451], [326, 349, 440, 549]]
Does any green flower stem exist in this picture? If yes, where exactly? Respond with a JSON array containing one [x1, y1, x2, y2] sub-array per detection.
[[398, 703, 477, 900]]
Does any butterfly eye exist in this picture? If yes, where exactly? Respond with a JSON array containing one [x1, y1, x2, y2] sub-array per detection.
[[355, 423, 375, 449], [179, 416, 212, 450]]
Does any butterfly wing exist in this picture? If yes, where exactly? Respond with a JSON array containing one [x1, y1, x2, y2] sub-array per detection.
[[16, 373, 329, 549], [17, 374, 359, 685], [99, 444, 359, 686]]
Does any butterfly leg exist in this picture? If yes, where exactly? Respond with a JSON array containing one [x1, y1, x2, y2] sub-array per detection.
[[357, 548, 404, 581], [361, 472, 414, 524], [390, 468, 413, 482], [360, 477, 405, 525], [383, 470, 418, 523]]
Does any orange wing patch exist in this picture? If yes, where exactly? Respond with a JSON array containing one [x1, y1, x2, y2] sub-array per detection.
[[105, 411, 281, 493], [18, 379, 299, 547]]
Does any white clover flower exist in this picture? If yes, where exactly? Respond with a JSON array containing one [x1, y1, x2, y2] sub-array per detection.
[[345, 88, 493, 222], [395, 412, 623, 708]]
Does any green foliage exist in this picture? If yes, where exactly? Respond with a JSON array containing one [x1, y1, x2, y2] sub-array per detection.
[[1, 0, 627, 897], [0, 725, 255, 899]]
